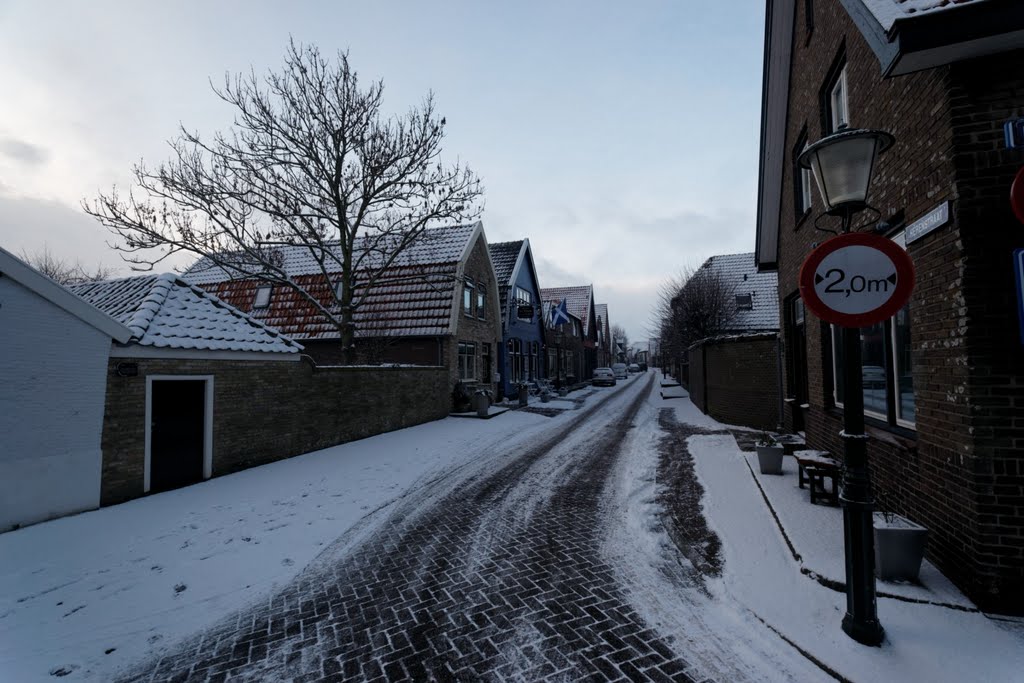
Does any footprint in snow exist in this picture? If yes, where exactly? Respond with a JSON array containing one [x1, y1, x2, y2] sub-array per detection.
[[281, 558, 294, 567], [147, 634, 162, 644], [49, 664, 79, 677], [151, 565, 162, 573], [173, 584, 187, 595], [104, 648, 116, 655]]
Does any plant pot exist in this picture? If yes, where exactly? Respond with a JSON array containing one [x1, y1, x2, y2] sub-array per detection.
[[475, 392, 490, 418], [873, 512, 928, 582], [540, 391, 550, 403], [756, 445, 785, 475], [518, 384, 529, 407]]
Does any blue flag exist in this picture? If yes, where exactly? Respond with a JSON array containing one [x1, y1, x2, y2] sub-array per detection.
[[550, 299, 571, 326]]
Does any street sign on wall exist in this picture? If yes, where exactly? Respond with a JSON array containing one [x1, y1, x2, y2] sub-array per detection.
[[799, 232, 915, 328]]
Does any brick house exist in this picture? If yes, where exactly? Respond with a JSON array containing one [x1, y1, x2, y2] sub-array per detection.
[[595, 303, 613, 368], [488, 239, 547, 399], [540, 302, 587, 386], [756, 0, 1024, 612], [0, 246, 132, 531], [684, 253, 780, 430], [186, 222, 502, 405], [540, 285, 600, 382]]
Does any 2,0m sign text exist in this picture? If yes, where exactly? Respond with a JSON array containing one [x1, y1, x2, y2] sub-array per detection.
[[799, 233, 915, 328]]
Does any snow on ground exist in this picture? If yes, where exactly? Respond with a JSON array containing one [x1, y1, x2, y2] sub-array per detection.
[[687, 426, 1024, 682], [746, 453, 972, 608], [601, 382, 830, 682], [0, 395, 606, 682]]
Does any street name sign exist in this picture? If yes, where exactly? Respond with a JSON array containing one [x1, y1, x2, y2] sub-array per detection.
[[905, 201, 949, 244], [799, 232, 915, 328]]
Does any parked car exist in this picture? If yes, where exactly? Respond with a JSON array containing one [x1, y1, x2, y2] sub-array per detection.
[[611, 363, 628, 380], [628, 363, 640, 373], [592, 367, 617, 387]]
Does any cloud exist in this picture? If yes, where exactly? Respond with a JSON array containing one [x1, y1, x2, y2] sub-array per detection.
[[0, 195, 127, 275], [0, 137, 48, 166]]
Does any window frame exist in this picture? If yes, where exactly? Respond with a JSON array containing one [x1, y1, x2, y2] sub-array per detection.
[[458, 341, 477, 381], [253, 285, 272, 310], [463, 279, 474, 317], [819, 48, 849, 135], [830, 67, 849, 132], [477, 286, 486, 320]]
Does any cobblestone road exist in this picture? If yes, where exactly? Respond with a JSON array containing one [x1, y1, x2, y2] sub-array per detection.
[[124, 376, 717, 682]]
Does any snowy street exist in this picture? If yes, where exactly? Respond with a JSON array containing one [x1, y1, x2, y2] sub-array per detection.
[[5, 372, 1022, 682], [3, 374, 824, 682]]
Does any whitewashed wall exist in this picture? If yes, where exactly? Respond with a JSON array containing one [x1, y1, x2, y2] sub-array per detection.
[[0, 277, 112, 530]]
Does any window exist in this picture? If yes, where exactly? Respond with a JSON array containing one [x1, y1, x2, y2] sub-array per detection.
[[477, 287, 486, 320], [515, 287, 533, 320], [735, 294, 753, 311], [830, 230, 915, 428], [828, 66, 849, 132], [458, 342, 476, 381], [253, 285, 272, 309], [793, 128, 813, 220], [508, 338, 523, 383], [334, 280, 345, 301], [482, 343, 492, 384], [463, 279, 474, 317], [530, 341, 540, 380]]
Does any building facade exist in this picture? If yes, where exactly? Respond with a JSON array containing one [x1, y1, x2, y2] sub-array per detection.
[[489, 239, 547, 398], [757, 0, 1024, 612]]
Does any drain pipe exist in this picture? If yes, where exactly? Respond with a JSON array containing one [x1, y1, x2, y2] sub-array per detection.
[[775, 332, 785, 432]]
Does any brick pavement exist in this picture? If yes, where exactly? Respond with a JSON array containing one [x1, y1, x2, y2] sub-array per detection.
[[123, 377, 715, 682]]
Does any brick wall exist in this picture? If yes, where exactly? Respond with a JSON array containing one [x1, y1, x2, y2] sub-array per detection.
[[774, 0, 1023, 611], [100, 357, 449, 506], [688, 336, 779, 430], [948, 51, 1024, 610]]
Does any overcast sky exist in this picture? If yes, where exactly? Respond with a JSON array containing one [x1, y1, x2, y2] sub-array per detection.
[[0, 0, 765, 340]]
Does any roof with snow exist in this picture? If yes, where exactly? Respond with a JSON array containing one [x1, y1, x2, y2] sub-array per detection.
[[488, 240, 523, 289], [69, 274, 302, 354], [860, 0, 989, 31], [699, 253, 778, 333], [182, 223, 483, 340], [540, 285, 595, 335]]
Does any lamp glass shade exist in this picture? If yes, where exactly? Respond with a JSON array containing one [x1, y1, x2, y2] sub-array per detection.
[[799, 129, 894, 215]]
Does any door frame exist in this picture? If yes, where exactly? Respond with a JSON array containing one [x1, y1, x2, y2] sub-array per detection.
[[144, 375, 214, 493]]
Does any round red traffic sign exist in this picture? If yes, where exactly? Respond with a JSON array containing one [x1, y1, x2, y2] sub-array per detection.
[[799, 232, 915, 328], [1011, 166, 1024, 225]]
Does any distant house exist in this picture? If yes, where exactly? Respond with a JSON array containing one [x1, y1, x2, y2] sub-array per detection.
[[0, 246, 132, 531], [185, 222, 502, 401], [683, 252, 779, 430], [488, 239, 546, 399], [540, 285, 599, 381], [540, 299, 586, 386], [594, 303, 612, 368]]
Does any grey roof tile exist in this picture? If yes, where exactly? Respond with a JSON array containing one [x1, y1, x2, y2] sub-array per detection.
[[699, 252, 778, 332], [69, 274, 302, 354]]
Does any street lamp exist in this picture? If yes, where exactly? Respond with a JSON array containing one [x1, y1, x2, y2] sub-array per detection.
[[798, 127, 894, 647]]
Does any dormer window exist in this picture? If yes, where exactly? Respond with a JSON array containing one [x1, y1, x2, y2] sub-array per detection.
[[253, 285, 272, 309], [736, 294, 753, 311]]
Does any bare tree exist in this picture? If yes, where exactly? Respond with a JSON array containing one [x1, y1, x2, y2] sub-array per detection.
[[85, 40, 483, 364], [20, 245, 114, 285], [650, 263, 737, 378]]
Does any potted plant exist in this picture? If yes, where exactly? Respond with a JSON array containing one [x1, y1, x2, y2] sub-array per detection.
[[755, 430, 785, 475], [873, 493, 929, 582], [516, 382, 530, 407], [474, 388, 492, 417]]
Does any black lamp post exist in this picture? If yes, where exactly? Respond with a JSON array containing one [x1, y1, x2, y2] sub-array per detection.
[[798, 127, 894, 647]]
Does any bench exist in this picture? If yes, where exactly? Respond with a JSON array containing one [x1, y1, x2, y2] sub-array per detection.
[[794, 450, 841, 506]]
